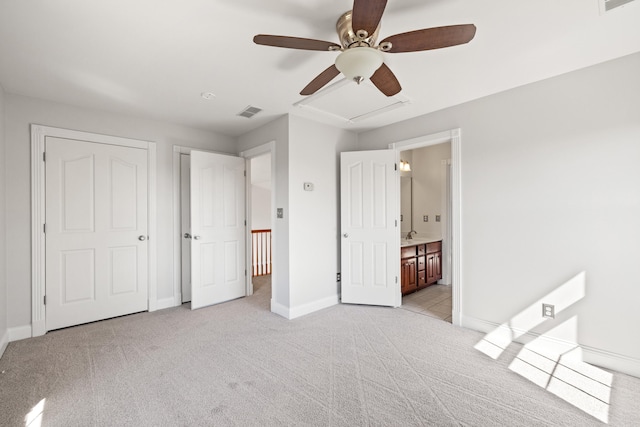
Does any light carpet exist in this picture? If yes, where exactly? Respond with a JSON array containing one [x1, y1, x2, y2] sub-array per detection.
[[1, 277, 639, 426]]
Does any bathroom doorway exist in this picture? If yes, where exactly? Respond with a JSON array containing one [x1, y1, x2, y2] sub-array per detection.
[[399, 142, 453, 322], [390, 129, 462, 325]]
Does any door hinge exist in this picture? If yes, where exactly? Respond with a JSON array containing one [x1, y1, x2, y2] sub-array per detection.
[[244, 170, 247, 177], [395, 276, 398, 284], [245, 269, 247, 276], [43, 223, 46, 233], [394, 163, 397, 171], [44, 295, 46, 305], [244, 220, 247, 226], [43, 152, 46, 162], [395, 220, 398, 227]]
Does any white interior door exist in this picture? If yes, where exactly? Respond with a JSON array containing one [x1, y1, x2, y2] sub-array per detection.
[[340, 149, 400, 307], [45, 137, 148, 331], [180, 154, 191, 302], [190, 151, 246, 309]]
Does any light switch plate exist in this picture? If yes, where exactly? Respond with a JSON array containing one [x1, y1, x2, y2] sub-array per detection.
[[277, 208, 283, 219]]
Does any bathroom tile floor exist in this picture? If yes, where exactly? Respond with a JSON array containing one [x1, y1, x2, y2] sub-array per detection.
[[401, 284, 452, 323]]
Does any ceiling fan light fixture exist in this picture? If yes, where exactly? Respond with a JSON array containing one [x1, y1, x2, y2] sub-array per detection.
[[335, 47, 383, 83]]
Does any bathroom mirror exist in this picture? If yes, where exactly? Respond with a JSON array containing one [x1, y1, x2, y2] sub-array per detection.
[[400, 176, 412, 233]]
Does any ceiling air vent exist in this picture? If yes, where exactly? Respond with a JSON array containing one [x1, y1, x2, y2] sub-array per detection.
[[237, 105, 262, 119], [602, 0, 636, 12]]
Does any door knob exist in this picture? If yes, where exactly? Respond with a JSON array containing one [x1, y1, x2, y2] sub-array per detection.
[[343, 233, 349, 238], [193, 235, 201, 240], [138, 235, 147, 241], [183, 233, 191, 239]]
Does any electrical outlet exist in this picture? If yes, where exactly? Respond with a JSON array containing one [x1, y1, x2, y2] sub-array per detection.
[[277, 208, 284, 219], [337, 273, 341, 282], [542, 303, 555, 319], [436, 215, 441, 222], [423, 215, 429, 222]]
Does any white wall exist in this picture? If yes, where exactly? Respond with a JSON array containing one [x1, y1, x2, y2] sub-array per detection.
[[358, 52, 640, 375], [0, 84, 7, 356], [288, 115, 358, 313], [251, 185, 271, 230], [237, 114, 358, 318], [237, 116, 290, 310], [4, 94, 236, 334], [409, 143, 451, 237]]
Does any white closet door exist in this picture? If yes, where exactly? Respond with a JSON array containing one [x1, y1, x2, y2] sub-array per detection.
[[45, 137, 148, 331], [190, 151, 246, 309], [340, 149, 400, 307]]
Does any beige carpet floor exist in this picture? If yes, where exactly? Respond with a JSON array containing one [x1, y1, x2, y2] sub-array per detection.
[[1, 276, 639, 426]]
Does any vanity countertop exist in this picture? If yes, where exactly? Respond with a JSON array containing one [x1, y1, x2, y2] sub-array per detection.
[[400, 236, 442, 247]]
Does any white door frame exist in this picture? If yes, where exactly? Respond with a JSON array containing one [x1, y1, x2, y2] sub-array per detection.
[[389, 128, 463, 326], [240, 142, 276, 303], [30, 124, 157, 337]]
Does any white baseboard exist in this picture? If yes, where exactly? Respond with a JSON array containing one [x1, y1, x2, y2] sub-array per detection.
[[461, 315, 640, 379], [289, 295, 339, 320], [0, 329, 8, 359], [582, 345, 640, 378], [8, 325, 32, 342], [271, 300, 290, 319], [271, 295, 340, 320], [155, 297, 180, 311]]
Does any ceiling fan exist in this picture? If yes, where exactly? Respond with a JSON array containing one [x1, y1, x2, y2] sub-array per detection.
[[253, 0, 476, 97]]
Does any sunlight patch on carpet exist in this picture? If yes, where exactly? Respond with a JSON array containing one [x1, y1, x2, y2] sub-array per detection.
[[25, 398, 46, 427]]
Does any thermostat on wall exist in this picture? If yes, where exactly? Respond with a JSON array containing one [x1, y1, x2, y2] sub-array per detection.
[[303, 182, 314, 191]]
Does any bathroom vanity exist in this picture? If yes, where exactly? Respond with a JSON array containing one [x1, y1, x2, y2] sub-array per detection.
[[400, 238, 442, 295]]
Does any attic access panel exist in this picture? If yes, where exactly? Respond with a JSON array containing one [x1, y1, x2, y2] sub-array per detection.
[[295, 78, 409, 123]]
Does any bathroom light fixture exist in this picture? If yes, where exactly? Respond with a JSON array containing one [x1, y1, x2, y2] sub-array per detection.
[[335, 47, 384, 84], [399, 160, 411, 172]]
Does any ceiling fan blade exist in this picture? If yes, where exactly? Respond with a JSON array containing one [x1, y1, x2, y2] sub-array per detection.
[[352, 0, 388, 37], [253, 34, 341, 51], [380, 24, 477, 53], [300, 64, 341, 95], [370, 63, 401, 97]]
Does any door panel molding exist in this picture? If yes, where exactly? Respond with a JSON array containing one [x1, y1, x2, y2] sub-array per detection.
[[31, 124, 157, 337], [340, 149, 399, 307], [190, 151, 246, 309], [172, 146, 229, 307]]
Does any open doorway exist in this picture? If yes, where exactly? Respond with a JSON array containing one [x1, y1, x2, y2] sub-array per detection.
[[399, 142, 453, 323], [389, 128, 462, 326], [248, 152, 272, 304]]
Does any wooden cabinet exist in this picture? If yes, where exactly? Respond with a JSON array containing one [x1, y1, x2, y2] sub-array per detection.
[[401, 240, 442, 295], [401, 257, 417, 294], [434, 251, 442, 280]]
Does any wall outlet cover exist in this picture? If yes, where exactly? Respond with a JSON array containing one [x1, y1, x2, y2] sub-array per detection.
[[303, 182, 314, 191], [542, 303, 555, 319]]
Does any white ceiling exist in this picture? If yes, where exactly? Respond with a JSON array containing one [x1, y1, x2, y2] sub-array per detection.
[[1, 0, 639, 137]]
